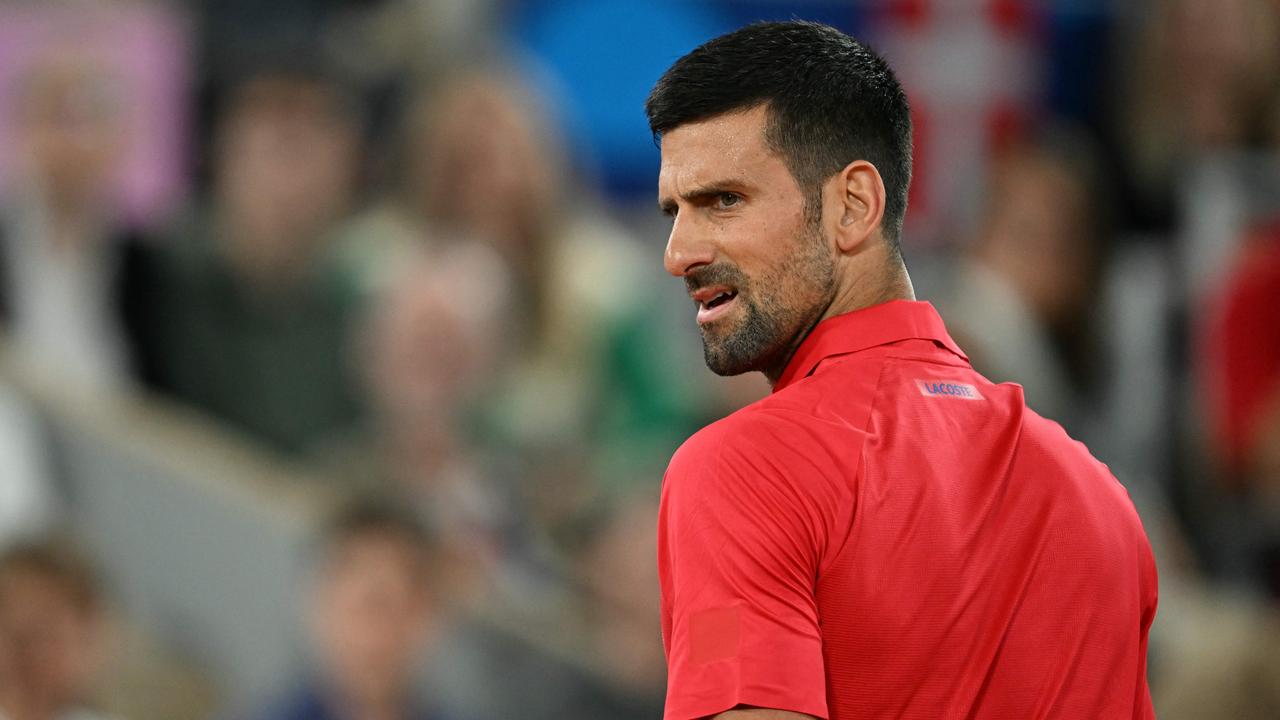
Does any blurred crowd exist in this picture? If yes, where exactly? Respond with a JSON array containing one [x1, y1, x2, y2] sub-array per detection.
[[0, 0, 1278, 719]]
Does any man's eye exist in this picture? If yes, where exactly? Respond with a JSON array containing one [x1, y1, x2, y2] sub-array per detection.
[[717, 193, 741, 208]]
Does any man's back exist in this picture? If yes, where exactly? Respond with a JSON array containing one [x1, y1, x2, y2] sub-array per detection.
[[658, 302, 1157, 719]]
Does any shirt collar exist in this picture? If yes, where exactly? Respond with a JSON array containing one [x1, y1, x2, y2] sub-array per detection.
[[773, 300, 967, 392]]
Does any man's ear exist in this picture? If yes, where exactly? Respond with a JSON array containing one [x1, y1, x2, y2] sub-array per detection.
[[832, 159, 886, 253]]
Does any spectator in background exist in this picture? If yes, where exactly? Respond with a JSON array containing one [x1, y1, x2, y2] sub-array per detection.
[[1155, 215, 1280, 716], [250, 498, 444, 720], [1116, 0, 1280, 233], [0, 34, 171, 558], [1200, 218, 1280, 592], [412, 494, 666, 720], [418, 70, 698, 486], [568, 495, 665, 720], [133, 58, 368, 455], [939, 127, 1106, 434], [340, 68, 702, 562], [1205, 219, 1280, 493], [0, 538, 112, 720], [1134, 206, 1280, 720], [338, 244, 512, 607], [0, 52, 141, 389]]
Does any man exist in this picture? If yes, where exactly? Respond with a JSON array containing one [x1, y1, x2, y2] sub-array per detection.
[[646, 21, 1157, 720], [132, 58, 366, 455], [248, 498, 445, 720], [0, 538, 113, 720]]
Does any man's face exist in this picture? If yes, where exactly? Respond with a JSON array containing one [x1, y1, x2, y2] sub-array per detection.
[[311, 534, 432, 704], [0, 569, 102, 705], [658, 106, 835, 378], [16, 59, 126, 211], [217, 78, 359, 249]]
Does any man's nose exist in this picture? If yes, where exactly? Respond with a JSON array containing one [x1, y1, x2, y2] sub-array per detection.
[[663, 215, 715, 277]]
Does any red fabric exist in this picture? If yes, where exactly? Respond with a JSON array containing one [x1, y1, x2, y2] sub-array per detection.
[[986, 100, 1028, 155], [881, 0, 931, 29], [1202, 224, 1280, 475], [659, 301, 1157, 720], [987, 0, 1036, 36]]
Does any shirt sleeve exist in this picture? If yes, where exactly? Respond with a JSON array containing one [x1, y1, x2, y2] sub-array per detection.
[[659, 413, 844, 720]]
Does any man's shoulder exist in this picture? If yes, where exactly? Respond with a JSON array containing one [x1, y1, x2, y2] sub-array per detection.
[[669, 401, 807, 469], [665, 389, 869, 499], [1019, 407, 1147, 519]]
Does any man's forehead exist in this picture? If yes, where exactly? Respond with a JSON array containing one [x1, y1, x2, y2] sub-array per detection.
[[657, 107, 777, 191]]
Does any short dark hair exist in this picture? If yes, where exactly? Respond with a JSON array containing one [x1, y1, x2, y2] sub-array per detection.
[[646, 21, 913, 245], [0, 537, 103, 615], [315, 496, 436, 580]]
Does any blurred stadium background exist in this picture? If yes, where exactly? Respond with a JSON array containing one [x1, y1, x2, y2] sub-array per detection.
[[0, 0, 1278, 718]]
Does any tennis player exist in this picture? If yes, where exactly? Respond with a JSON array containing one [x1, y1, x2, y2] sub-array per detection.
[[647, 21, 1157, 720]]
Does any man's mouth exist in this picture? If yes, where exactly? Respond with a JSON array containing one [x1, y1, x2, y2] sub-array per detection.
[[693, 287, 740, 325]]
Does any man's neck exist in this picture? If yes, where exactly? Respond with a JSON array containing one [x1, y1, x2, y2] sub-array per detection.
[[826, 254, 917, 320], [762, 262, 915, 388]]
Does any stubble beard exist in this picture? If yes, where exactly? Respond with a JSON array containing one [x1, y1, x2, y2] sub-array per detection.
[[699, 221, 834, 377]]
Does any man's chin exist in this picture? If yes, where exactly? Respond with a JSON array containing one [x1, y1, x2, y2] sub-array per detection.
[[704, 363, 752, 377], [701, 342, 758, 377], [700, 309, 786, 376]]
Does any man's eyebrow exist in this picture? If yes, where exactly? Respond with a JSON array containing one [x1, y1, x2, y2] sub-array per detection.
[[657, 179, 752, 215]]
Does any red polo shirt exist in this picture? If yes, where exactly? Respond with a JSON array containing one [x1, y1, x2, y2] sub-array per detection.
[[658, 300, 1157, 719]]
